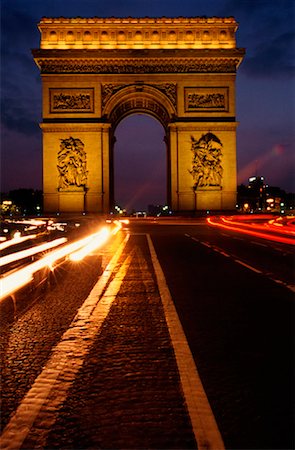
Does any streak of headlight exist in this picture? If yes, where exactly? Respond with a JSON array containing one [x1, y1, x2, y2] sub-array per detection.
[[69, 227, 110, 261], [0, 234, 38, 251], [0, 271, 34, 300], [207, 217, 295, 245], [112, 220, 123, 234], [5, 219, 46, 226], [0, 238, 67, 267], [0, 226, 112, 301], [221, 216, 295, 237]]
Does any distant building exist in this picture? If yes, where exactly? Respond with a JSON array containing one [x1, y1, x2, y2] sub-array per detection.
[[237, 177, 294, 213]]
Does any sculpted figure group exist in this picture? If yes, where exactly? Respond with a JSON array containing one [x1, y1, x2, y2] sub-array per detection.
[[57, 137, 88, 189], [190, 132, 223, 190]]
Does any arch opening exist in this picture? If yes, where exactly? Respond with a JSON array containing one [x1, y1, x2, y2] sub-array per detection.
[[111, 113, 169, 215]]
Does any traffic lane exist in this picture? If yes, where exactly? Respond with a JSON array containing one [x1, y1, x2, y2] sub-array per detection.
[[151, 229, 294, 450], [42, 233, 197, 450], [0, 231, 124, 431], [185, 222, 294, 288], [124, 221, 294, 287]]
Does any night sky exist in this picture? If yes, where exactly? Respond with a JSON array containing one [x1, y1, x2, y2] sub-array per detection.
[[1, 0, 294, 210]]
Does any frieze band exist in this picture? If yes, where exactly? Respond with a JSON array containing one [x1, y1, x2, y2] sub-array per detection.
[[36, 58, 240, 74]]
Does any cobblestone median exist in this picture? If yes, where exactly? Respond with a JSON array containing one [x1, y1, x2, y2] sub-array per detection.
[[39, 235, 197, 449]]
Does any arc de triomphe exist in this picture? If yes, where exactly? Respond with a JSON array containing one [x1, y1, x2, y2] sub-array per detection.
[[33, 17, 244, 213]]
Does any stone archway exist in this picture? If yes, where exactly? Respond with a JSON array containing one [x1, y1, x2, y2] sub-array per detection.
[[102, 84, 175, 210], [33, 17, 244, 213]]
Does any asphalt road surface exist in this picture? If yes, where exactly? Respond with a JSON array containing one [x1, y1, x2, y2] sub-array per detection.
[[0, 218, 294, 450]]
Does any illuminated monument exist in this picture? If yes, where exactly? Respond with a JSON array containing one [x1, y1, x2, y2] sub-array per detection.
[[33, 17, 244, 213]]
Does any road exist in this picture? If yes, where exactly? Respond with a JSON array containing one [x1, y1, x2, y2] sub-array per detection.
[[0, 217, 294, 449]]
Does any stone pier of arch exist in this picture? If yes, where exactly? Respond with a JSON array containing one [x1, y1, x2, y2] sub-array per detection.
[[33, 17, 244, 214]]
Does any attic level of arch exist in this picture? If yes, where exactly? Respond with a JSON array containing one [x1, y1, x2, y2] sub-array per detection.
[[38, 17, 238, 50]]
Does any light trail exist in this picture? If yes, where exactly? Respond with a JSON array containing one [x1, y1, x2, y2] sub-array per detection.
[[0, 237, 67, 267], [267, 217, 295, 235], [69, 227, 111, 261], [221, 216, 295, 236], [0, 234, 38, 251], [5, 219, 47, 226], [207, 217, 295, 245], [0, 224, 120, 302], [69, 221, 122, 262]]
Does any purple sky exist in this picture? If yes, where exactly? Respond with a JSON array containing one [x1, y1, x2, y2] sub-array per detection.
[[1, 0, 294, 210]]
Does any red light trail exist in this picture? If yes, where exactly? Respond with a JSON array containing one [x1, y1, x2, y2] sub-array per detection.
[[207, 216, 295, 246]]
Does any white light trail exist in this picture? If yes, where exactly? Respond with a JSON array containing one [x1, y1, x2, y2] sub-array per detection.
[[0, 238, 67, 267], [0, 225, 116, 301], [0, 234, 38, 251], [69, 227, 110, 261]]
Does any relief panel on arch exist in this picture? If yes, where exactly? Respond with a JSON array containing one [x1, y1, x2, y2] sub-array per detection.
[[184, 87, 229, 112], [57, 137, 88, 190], [49, 88, 95, 113], [189, 133, 223, 190]]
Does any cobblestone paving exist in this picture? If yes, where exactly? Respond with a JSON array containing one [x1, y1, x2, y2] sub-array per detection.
[[0, 257, 103, 432], [41, 235, 197, 449]]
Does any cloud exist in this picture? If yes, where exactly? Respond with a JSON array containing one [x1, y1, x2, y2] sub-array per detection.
[[219, 0, 295, 78], [241, 31, 295, 78], [1, 5, 42, 135]]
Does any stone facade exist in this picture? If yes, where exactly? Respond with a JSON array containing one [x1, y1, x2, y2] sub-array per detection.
[[33, 17, 244, 213]]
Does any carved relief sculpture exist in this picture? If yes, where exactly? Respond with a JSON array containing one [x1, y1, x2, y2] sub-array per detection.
[[50, 89, 94, 113], [189, 133, 223, 189], [33, 17, 244, 213], [101, 82, 177, 109], [185, 87, 228, 111], [188, 93, 225, 108], [57, 137, 88, 189]]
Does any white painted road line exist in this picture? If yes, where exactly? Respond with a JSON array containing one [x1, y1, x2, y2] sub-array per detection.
[[200, 241, 212, 248], [147, 234, 225, 450], [234, 259, 262, 274], [250, 241, 268, 247], [217, 250, 231, 258], [187, 234, 294, 292]]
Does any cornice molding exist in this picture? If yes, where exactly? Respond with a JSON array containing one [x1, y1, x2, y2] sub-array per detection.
[[169, 122, 238, 131], [40, 122, 111, 132]]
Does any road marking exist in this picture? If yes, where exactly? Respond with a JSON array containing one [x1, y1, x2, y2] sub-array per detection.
[[234, 259, 262, 274], [186, 234, 294, 292], [0, 235, 130, 450], [217, 250, 231, 258], [200, 241, 212, 248], [147, 234, 225, 450], [286, 284, 295, 293], [250, 240, 268, 247]]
